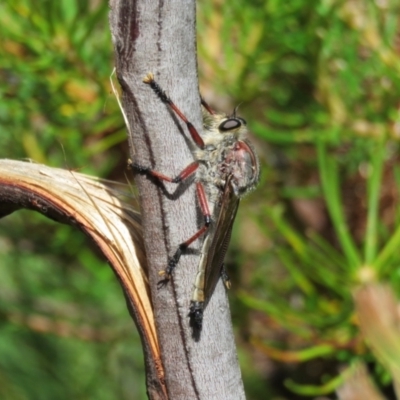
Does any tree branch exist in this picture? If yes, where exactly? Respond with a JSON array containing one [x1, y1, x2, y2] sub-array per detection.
[[109, 1, 245, 399]]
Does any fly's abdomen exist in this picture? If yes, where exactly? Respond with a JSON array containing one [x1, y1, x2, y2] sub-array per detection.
[[189, 234, 212, 331], [191, 270, 206, 303]]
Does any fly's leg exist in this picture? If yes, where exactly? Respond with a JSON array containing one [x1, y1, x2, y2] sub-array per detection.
[[200, 97, 215, 115], [159, 182, 211, 282], [134, 74, 214, 284], [143, 73, 205, 149], [129, 160, 199, 184], [129, 160, 212, 284], [221, 265, 231, 289]]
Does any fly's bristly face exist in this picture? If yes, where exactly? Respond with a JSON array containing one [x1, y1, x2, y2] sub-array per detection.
[[201, 110, 247, 148]]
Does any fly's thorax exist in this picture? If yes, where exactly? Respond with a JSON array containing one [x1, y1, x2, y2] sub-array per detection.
[[194, 139, 235, 203], [222, 139, 260, 197]]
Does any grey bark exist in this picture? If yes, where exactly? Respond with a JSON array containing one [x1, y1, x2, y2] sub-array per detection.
[[109, 1, 245, 399]]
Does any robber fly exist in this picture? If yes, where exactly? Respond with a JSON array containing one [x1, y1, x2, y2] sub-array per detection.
[[131, 73, 260, 332]]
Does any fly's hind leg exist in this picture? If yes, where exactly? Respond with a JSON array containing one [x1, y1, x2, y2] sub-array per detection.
[[221, 264, 231, 289], [159, 181, 211, 283], [129, 160, 212, 284]]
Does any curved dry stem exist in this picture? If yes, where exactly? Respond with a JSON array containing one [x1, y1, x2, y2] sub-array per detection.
[[0, 159, 166, 398]]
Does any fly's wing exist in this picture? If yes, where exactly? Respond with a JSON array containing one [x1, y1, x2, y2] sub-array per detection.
[[202, 176, 240, 308]]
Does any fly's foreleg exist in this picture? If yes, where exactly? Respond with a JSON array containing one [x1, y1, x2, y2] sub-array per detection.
[[159, 182, 211, 281], [200, 97, 215, 115], [143, 73, 205, 149]]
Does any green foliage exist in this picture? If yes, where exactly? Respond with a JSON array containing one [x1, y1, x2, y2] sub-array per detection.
[[0, 0, 125, 173], [199, 0, 400, 397], [2, 0, 400, 398]]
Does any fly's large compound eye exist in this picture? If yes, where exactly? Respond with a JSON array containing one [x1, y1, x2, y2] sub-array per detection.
[[219, 118, 243, 131]]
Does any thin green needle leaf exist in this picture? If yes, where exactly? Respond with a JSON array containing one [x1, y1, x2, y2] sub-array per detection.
[[308, 231, 347, 268], [251, 339, 335, 363], [317, 141, 361, 269], [285, 363, 355, 395], [364, 140, 385, 265], [277, 249, 315, 295], [375, 224, 400, 272], [268, 204, 307, 256]]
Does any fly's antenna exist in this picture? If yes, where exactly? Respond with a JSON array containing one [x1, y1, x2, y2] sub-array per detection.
[[231, 103, 242, 118]]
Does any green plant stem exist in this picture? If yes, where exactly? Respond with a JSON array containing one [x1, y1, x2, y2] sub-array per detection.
[[375, 224, 400, 272], [285, 362, 356, 395]]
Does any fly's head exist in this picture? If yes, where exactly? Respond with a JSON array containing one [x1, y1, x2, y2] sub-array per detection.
[[201, 108, 248, 148], [203, 110, 260, 196]]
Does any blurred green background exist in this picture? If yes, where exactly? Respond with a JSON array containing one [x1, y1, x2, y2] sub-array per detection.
[[2, 0, 400, 399]]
